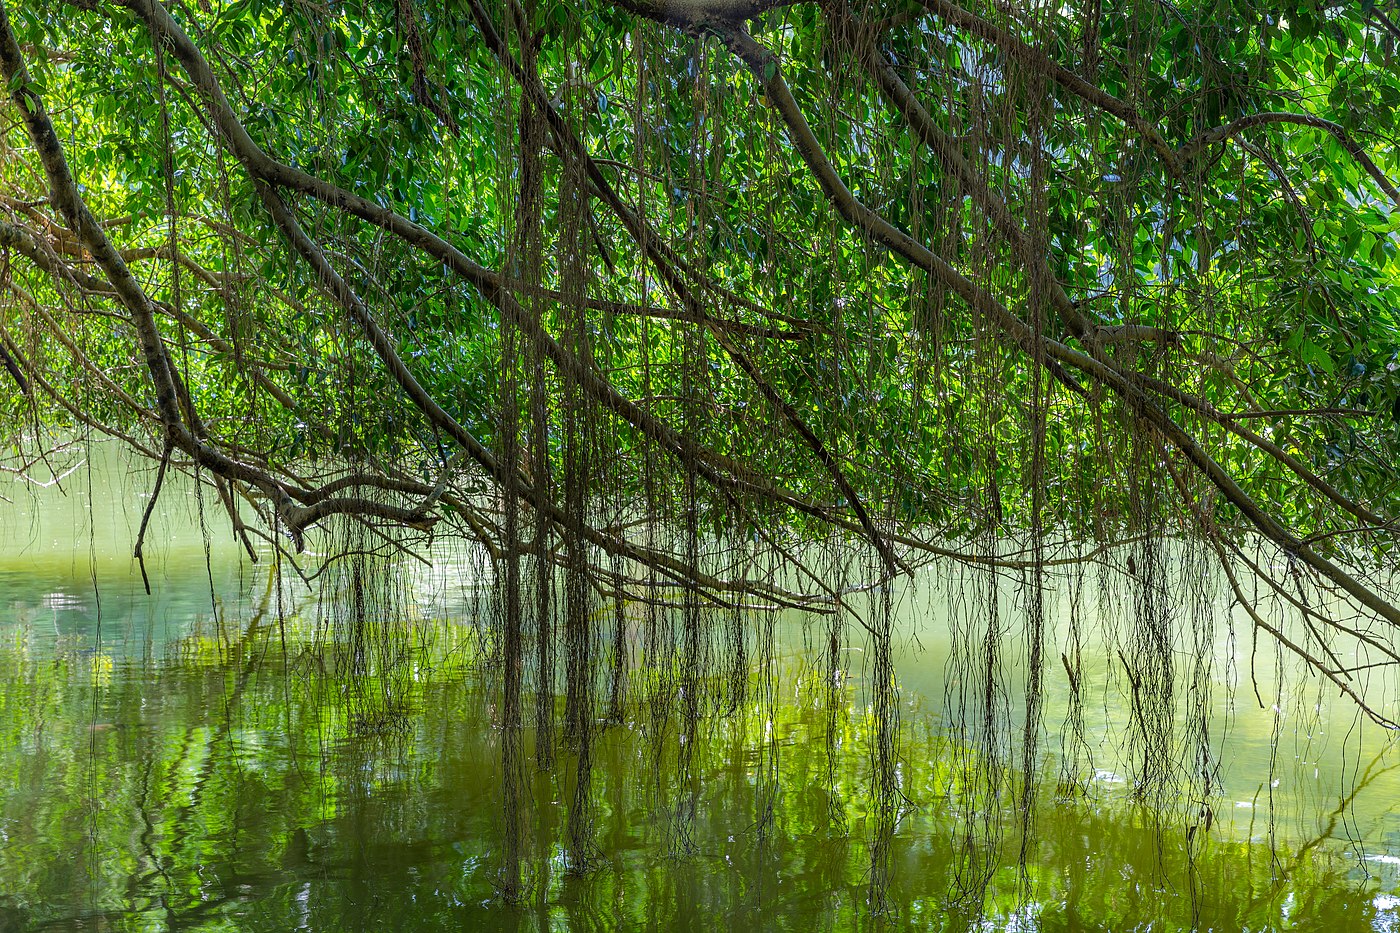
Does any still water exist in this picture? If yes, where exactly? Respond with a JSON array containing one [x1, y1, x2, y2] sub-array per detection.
[[2, 444, 1400, 930]]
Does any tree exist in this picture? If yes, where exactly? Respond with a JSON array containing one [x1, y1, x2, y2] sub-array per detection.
[[2, 0, 1399, 903]]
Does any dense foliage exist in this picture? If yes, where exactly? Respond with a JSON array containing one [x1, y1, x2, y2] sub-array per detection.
[[2, 0, 1397, 553], [3, 0, 1400, 908]]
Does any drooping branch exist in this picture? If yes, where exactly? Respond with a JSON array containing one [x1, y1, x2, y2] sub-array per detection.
[[1179, 111, 1400, 207], [608, 0, 802, 28], [907, 0, 1184, 176], [16, 0, 1397, 634], [465, 0, 909, 575], [0, 4, 186, 434], [121, 0, 925, 580], [707, 21, 1400, 630], [1, 3, 499, 553]]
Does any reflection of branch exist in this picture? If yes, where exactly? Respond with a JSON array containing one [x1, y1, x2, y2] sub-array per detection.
[[146, 575, 282, 921], [1248, 745, 1399, 912]]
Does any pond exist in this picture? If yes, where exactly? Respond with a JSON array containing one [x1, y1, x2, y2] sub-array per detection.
[[2, 443, 1400, 931]]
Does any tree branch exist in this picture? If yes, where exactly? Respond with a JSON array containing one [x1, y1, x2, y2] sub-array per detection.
[[1179, 111, 1400, 207]]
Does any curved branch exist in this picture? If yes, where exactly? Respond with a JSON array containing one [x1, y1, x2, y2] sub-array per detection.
[[1179, 111, 1400, 207], [714, 21, 1400, 628], [124, 0, 911, 571], [465, 0, 908, 575]]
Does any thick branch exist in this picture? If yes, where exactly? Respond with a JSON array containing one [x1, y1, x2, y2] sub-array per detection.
[[715, 21, 1400, 627]]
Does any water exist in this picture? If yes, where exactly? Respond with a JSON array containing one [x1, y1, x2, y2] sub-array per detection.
[[2, 443, 1400, 930]]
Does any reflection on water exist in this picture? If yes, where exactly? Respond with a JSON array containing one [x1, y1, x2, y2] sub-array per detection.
[[2, 445, 1400, 930]]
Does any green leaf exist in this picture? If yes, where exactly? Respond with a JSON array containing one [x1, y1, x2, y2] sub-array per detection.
[[1302, 340, 1336, 375]]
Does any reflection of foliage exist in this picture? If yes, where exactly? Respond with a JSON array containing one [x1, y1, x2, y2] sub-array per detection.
[[0, 608, 1396, 930]]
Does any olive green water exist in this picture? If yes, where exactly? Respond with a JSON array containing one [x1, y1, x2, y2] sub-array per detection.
[[3, 445, 1400, 931]]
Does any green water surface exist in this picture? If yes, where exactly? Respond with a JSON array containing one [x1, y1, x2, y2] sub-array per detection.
[[2, 445, 1400, 931]]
